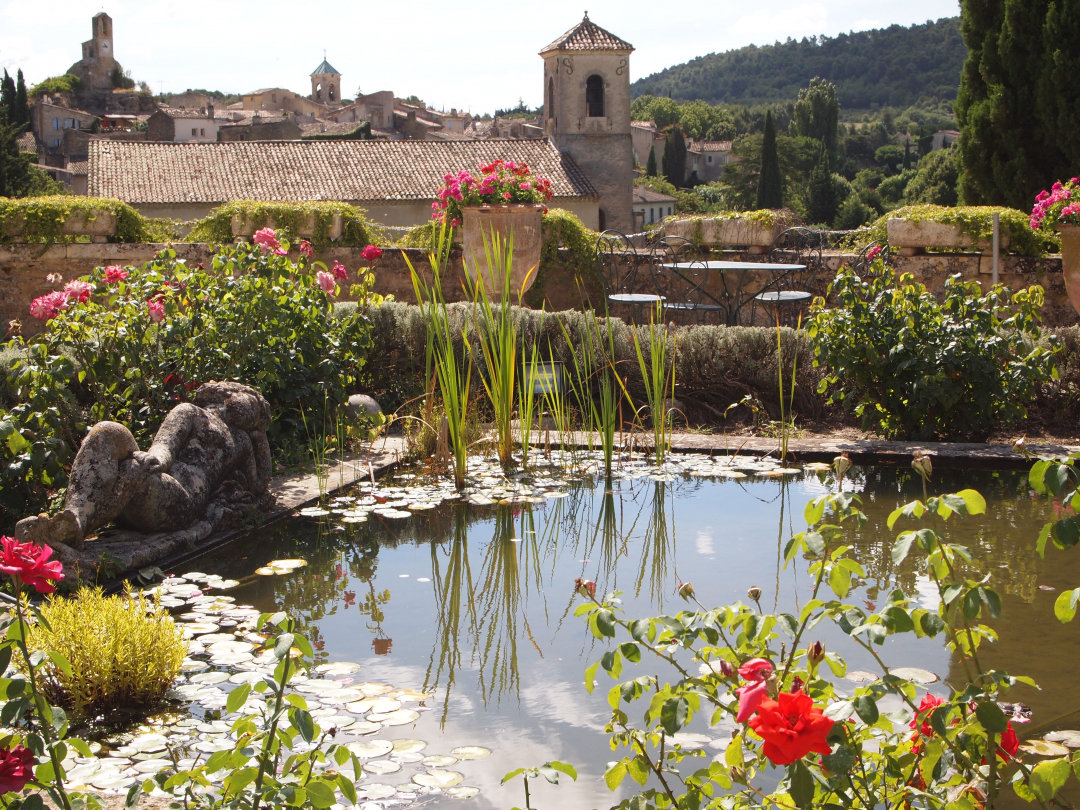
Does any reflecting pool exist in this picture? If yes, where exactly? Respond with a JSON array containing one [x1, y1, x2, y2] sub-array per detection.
[[191, 460, 1080, 810]]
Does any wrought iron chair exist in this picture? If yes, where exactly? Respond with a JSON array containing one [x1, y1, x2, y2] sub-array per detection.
[[593, 230, 663, 321], [851, 238, 892, 281], [751, 227, 826, 326], [645, 237, 723, 325]]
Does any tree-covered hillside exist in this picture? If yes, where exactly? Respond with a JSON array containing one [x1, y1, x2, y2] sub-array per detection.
[[632, 17, 966, 111]]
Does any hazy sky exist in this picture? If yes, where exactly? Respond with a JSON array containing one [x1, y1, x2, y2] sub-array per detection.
[[1, 0, 961, 113]]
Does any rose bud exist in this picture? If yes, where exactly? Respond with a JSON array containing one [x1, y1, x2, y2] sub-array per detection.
[[833, 453, 852, 479], [718, 659, 736, 678], [677, 582, 696, 600], [574, 578, 596, 599], [808, 641, 825, 665], [911, 451, 933, 481], [747, 586, 762, 603]]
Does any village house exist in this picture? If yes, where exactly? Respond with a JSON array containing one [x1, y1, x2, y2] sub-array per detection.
[[87, 138, 601, 228], [687, 140, 733, 183], [631, 186, 677, 230]]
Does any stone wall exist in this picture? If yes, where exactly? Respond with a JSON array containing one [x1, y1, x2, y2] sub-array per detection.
[[2, 241, 1074, 340]]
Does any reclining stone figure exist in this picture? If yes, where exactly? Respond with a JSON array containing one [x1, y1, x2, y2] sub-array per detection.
[[16, 381, 273, 553]]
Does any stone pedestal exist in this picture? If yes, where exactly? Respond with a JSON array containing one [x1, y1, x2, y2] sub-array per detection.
[[460, 204, 544, 301]]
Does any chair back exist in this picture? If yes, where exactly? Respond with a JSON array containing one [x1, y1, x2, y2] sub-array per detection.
[[745, 227, 826, 326], [851, 238, 891, 281], [644, 237, 715, 324], [594, 230, 642, 301]]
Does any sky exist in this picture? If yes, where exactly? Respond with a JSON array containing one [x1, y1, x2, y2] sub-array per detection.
[[1, 0, 961, 114]]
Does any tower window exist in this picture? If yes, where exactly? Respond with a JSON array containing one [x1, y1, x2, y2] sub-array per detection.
[[329, 84, 336, 102], [547, 77, 554, 118], [586, 75, 604, 117], [316, 84, 322, 101]]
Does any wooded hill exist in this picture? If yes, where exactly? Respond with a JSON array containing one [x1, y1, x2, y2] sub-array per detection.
[[632, 17, 966, 112]]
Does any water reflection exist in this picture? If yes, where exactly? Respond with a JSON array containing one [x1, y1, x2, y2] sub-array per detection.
[[192, 465, 1080, 810]]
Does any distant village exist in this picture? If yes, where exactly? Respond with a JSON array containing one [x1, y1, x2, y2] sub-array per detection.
[[16, 12, 740, 232]]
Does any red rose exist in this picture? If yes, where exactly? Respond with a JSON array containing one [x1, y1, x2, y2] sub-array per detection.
[[0, 746, 35, 793], [748, 690, 834, 765], [910, 693, 944, 740], [0, 537, 65, 594], [361, 245, 383, 262], [998, 723, 1019, 760]]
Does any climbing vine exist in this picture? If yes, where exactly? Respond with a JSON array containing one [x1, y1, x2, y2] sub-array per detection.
[[855, 204, 1056, 257], [0, 197, 149, 246], [527, 208, 601, 306]]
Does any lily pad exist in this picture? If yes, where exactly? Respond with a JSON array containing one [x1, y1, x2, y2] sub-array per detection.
[[669, 733, 711, 749], [364, 759, 402, 775], [447, 786, 481, 799], [347, 739, 393, 759], [449, 746, 490, 761], [391, 752, 425, 764], [357, 784, 397, 800], [357, 682, 394, 696], [392, 739, 427, 754], [316, 662, 361, 676], [845, 671, 878, 683], [890, 667, 938, 684], [1044, 730, 1080, 748], [370, 709, 420, 726], [1021, 740, 1071, 757], [422, 755, 458, 767], [413, 769, 464, 788]]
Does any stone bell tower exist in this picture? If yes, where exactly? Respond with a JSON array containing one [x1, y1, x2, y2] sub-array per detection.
[[310, 56, 342, 106], [70, 12, 119, 91], [541, 13, 634, 232]]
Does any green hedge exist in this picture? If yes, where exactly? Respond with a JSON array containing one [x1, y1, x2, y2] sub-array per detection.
[[854, 204, 1056, 257], [186, 200, 382, 248]]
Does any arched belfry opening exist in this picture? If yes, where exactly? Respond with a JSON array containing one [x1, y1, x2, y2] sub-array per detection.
[[586, 75, 604, 117], [547, 77, 555, 119]]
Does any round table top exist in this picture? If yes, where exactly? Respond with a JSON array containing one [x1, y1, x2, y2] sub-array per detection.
[[609, 293, 665, 303], [661, 261, 807, 271], [755, 290, 813, 302]]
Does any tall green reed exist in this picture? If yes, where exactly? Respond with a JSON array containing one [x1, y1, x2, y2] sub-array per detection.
[[775, 312, 801, 464], [407, 223, 472, 488], [559, 311, 621, 475], [631, 303, 676, 464]]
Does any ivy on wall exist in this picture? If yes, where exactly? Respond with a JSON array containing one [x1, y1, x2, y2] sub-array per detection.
[[186, 200, 382, 248], [0, 197, 148, 245]]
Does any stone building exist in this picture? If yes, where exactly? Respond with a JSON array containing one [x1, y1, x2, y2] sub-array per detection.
[[310, 59, 342, 106], [541, 14, 635, 232], [67, 12, 118, 91], [87, 138, 600, 227], [147, 106, 223, 142], [687, 140, 733, 183], [632, 186, 677, 230]]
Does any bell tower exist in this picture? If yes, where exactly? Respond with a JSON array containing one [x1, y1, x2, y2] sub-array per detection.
[[541, 13, 634, 232], [310, 55, 342, 106]]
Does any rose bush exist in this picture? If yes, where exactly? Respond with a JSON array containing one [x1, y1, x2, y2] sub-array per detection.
[[433, 160, 554, 227], [575, 455, 1078, 810]]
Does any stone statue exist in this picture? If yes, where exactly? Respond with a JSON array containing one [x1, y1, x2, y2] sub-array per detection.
[[16, 382, 273, 557]]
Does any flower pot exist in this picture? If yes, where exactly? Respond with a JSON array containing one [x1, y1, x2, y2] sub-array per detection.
[[3, 211, 117, 243], [461, 204, 544, 300], [666, 216, 785, 249], [886, 218, 1009, 254], [230, 213, 343, 241], [1059, 224, 1080, 316]]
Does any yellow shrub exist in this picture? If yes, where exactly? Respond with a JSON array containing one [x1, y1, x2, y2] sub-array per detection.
[[23, 587, 186, 722]]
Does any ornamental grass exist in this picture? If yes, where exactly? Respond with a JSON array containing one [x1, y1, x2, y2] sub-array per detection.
[[22, 586, 185, 724]]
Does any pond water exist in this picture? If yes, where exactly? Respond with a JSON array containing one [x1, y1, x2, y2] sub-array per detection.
[[187, 457, 1080, 810]]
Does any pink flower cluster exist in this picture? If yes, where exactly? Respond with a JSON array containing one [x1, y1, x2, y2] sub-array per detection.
[[253, 227, 288, 256], [105, 265, 128, 283], [1031, 178, 1080, 231], [29, 279, 95, 320], [432, 159, 554, 227]]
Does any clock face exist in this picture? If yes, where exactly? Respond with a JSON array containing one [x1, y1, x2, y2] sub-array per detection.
[[101, 42, 110, 52]]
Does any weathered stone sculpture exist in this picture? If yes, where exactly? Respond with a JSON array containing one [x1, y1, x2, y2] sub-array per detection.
[[15, 382, 273, 567]]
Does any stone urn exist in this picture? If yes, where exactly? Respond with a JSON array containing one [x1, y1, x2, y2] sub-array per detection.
[[1059, 224, 1080, 315], [460, 204, 544, 300]]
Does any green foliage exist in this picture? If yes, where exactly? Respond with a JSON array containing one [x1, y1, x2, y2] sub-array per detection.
[[873, 144, 904, 175], [663, 125, 687, 188], [645, 144, 658, 177], [0, 197, 148, 244], [859, 204, 1053, 257], [903, 147, 959, 206], [756, 110, 783, 209], [791, 77, 840, 159], [630, 95, 680, 128], [633, 17, 966, 110], [809, 264, 1058, 439], [533, 208, 598, 306], [673, 100, 735, 141], [187, 200, 380, 248], [109, 64, 135, 90], [0, 113, 64, 199], [833, 193, 875, 229], [24, 587, 186, 724], [806, 148, 838, 226], [956, 1, 1080, 208], [722, 132, 817, 214], [29, 74, 83, 97]]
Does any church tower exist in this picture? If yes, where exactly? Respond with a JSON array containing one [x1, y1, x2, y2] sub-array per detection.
[[310, 57, 342, 106], [73, 12, 118, 90], [540, 14, 634, 232]]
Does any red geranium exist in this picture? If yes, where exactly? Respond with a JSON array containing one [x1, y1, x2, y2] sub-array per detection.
[[0, 746, 34, 793], [748, 690, 834, 765], [0, 537, 65, 594]]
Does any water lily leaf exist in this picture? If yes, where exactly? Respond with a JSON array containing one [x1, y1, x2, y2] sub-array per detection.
[[413, 769, 464, 788], [1044, 730, 1080, 748], [446, 786, 480, 799], [889, 667, 938, 684], [450, 746, 490, 760], [393, 739, 427, 754], [1021, 740, 1070, 757]]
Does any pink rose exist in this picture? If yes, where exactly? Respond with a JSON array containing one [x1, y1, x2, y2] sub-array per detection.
[[361, 245, 383, 262], [147, 299, 165, 323], [29, 296, 53, 320], [450, 218, 461, 227], [46, 273, 63, 285], [64, 279, 94, 303], [299, 240, 314, 258], [104, 265, 128, 283], [252, 227, 281, 253], [317, 271, 335, 294], [519, 182, 531, 190], [332, 261, 348, 281]]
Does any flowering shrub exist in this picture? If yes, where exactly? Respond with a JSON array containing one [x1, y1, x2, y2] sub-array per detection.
[[3, 230, 385, 522], [576, 456, 1078, 810], [433, 160, 554, 227], [1030, 178, 1080, 231]]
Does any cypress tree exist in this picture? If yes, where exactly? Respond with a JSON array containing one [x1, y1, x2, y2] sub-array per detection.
[[807, 146, 838, 226], [903, 139, 911, 172], [956, 0, 1080, 207], [1, 71, 14, 115], [664, 124, 687, 188], [14, 70, 29, 127], [646, 145, 658, 177], [756, 110, 783, 209]]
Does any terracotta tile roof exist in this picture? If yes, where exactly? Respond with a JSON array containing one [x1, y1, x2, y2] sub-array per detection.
[[540, 15, 633, 53], [632, 186, 677, 203], [297, 121, 369, 136], [67, 160, 88, 175], [688, 140, 732, 152], [17, 132, 39, 153], [160, 107, 215, 120], [88, 139, 599, 204]]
